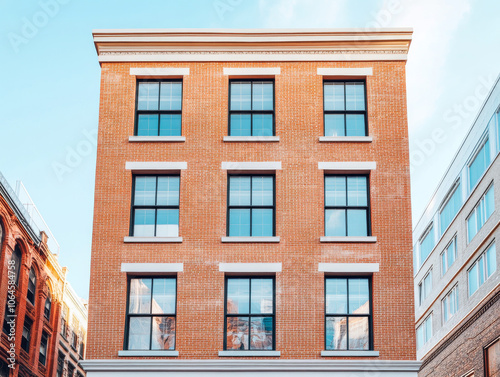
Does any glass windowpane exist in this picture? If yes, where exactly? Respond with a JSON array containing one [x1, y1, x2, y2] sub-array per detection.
[[138, 82, 159, 110], [324, 83, 345, 111], [229, 209, 250, 237], [251, 209, 273, 237], [348, 279, 369, 314], [250, 317, 273, 350], [137, 114, 159, 136], [347, 177, 368, 206], [230, 114, 251, 136], [486, 244, 497, 278], [133, 209, 155, 237], [251, 279, 273, 314], [348, 317, 369, 350], [157, 177, 180, 206], [326, 209, 346, 237], [159, 114, 182, 136], [226, 317, 249, 350], [325, 114, 345, 137], [159, 82, 182, 111], [347, 209, 368, 236], [229, 177, 251, 206], [326, 279, 347, 314], [252, 114, 273, 136], [151, 317, 175, 350], [251, 177, 274, 206], [230, 82, 252, 110], [326, 317, 347, 350], [227, 279, 250, 314], [325, 177, 346, 206], [252, 82, 273, 111], [128, 317, 151, 350], [346, 114, 365, 136], [134, 177, 157, 205], [345, 82, 365, 111], [152, 279, 176, 314], [129, 278, 152, 314]]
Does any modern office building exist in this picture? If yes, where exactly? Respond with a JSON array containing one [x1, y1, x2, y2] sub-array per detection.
[[83, 28, 421, 376], [413, 75, 500, 377], [0, 172, 88, 377]]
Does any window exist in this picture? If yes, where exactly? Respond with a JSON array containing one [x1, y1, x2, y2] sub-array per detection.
[[71, 331, 78, 350], [44, 291, 52, 320], [135, 80, 182, 136], [323, 81, 367, 137], [229, 80, 274, 136], [225, 277, 275, 350], [416, 314, 432, 350], [56, 352, 64, 377], [131, 175, 180, 237], [126, 277, 176, 350], [469, 138, 490, 191], [27, 267, 36, 306], [79, 341, 85, 358], [439, 181, 462, 235], [497, 110, 500, 153], [39, 331, 49, 365], [11, 246, 22, 286], [61, 317, 67, 338], [419, 225, 435, 267], [21, 317, 32, 353], [325, 277, 371, 351], [418, 269, 432, 306], [442, 285, 458, 323], [67, 363, 75, 377], [485, 337, 500, 377], [467, 184, 495, 243], [468, 243, 497, 296], [228, 175, 275, 237], [441, 237, 457, 276], [324, 176, 370, 237]]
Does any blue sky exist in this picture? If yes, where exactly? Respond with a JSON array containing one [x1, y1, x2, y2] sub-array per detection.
[[0, 0, 499, 299]]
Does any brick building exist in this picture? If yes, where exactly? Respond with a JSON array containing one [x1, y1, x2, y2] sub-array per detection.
[[0, 172, 87, 377], [413, 75, 500, 377], [82, 29, 421, 376]]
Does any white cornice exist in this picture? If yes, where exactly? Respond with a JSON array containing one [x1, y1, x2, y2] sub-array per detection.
[[93, 29, 412, 63], [81, 359, 422, 372]]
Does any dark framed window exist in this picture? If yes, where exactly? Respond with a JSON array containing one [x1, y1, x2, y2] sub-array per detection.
[[131, 175, 180, 237], [21, 317, 33, 353], [39, 331, 49, 365], [325, 277, 372, 350], [27, 267, 36, 306], [67, 363, 75, 377], [71, 331, 78, 350], [485, 337, 500, 377], [225, 277, 275, 350], [61, 317, 67, 338], [125, 277, 176, 350], [227, 175, 275, 237], [79, 341, 85, 358], [135, 80, 182, 136], [56, 352, 64, 377], [229, 80, 275, 136], [44, 291, 51, 320], [325, 175, 370, 236], [12, 246, 22, 286], [324, 80, 367, 137]]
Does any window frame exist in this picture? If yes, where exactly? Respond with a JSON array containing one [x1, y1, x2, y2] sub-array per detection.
[[223, 276, 276, 351], [134, 79, 183, 137], [39, 330, 49, 365], [438, 179, 462, 236], [466, 183, 495, 243], [56, 352, 65, 377], [418, 268, 433, 306], [228, 79, 276, 137], [467, 136, 490, 192], [226, 174, 276, 237], [130, 174, 181, 238], [323, 80, 368, 137], [124, 275, 178, 351], [416, 314, 432, 350], [324, 174, 371, 237], [27, 267, 37, 306], [484, 336, 500, 377], [467, 242, 496, 296], [44, 291, 52, 321], [441, 236, 457, 276], [324, 276, 373, 351], [441, 284, 459, 324], [21, 316, 33, 353]]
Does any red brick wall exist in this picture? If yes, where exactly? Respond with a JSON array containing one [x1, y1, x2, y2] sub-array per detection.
[[88, 61, 416, 360]]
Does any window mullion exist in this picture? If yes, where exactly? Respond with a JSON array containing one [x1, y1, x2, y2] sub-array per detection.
[[250, 177, 253, 236], [248, 278, 252, 350], [346, 278, 350, 350]]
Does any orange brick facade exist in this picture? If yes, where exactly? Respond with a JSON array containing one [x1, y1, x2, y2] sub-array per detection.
[[85, 29, 420, 376]]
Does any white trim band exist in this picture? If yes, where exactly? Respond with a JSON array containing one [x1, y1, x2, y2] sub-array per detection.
[[320, 236, 377, 243], [317, 68, 373, 76], [223, 136, 280, 142], [125, 162, 187, 171], [219, 263, 282, 273], [321, 350, 379, 357], [221, 236, 280, 243], [123, 237, 183, 243], [81, 359, 422, 373], [121, 263, 183, 273], [130, 68, 190, 76], [319, 136, 372, 143], [118, 350, 179, 357], [223, 67, 281, 76], [219, 351, 281, 357], [318, 263, 379, 273], [221, 162, 282, 171], [129, 136, 185, 142], [318, 162, 376, 171]]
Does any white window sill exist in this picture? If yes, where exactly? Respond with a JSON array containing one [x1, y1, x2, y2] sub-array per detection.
[[221, 236, 280, 243], [321, 350, 379, 357], [118, 350, 178, 357], [320, 236, 377, 243], [223, 136, 280, 142], [319, 136, 372, 142], [124, 237, 183, 243], [129, 136, 186, 142], [218, 351, 280, 357]]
